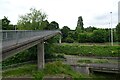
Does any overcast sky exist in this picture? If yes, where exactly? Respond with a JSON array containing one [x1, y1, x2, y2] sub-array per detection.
[[0, 0, 119, 30]]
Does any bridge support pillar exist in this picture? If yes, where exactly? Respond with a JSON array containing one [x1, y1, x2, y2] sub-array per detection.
[[37, 41, 44, 70]]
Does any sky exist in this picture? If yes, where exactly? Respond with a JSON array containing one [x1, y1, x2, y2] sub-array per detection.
[[0, 0, 120, 30]]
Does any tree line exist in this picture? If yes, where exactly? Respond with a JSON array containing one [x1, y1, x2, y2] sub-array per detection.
[[61, 16, 120, 43], [1, 8, 120, 43]]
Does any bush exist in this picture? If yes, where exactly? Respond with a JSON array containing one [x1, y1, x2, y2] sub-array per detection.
[[92, 30, 106, 43], [64, 37, 74, 43], [78, 33, 87, 43], [78, 33, 93, 43]]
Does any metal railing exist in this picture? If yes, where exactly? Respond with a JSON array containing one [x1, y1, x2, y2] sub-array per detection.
[[1, 30, 61, 48]]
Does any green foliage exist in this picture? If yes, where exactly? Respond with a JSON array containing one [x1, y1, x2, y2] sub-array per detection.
[[2, 16, 10, 29], [75, 16, 84, 42], [61, 26, 70, 41], [33, 71, 44, 80], [3, 61, 118, 79], [104, 29, 111, 42], [44, 35, 62, 59], [44, 42, 56, 59], [2, 16, 15, 30], [61, 26, 76, 43], [78, 59, 109, 64], [92, 30, 107, 43], [2, 37, 62, 67], [48, 21, 59, 30], [14, 8, 60, 64], [76, 16, 84, 33], [77, 29, 115, 43], [116, 23, 120, 42], [2, 36, 61, 67], [60, 25, 117, 43], [34, 61, 84, 79], [2, 50, 37, 67], [78, 33, 89, 43], [40, 20, 49, 30], [3, 64, 37, 77], [3, 62, 86, 79], [76, 26, 82, 33], [52, 43, 120, 57], [17, 8, 47, 30], [78, 59, 92, 63], [84, 26, 97, 32], [65, 37, 74, 43]]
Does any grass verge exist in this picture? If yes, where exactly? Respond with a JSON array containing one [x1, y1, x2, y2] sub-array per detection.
[[77, 59, 109, 64], [53, 43, 120, 57], [3, 61, 89, 79]]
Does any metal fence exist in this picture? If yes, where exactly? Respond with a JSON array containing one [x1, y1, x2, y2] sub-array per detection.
[[1, 30, 61, 48]]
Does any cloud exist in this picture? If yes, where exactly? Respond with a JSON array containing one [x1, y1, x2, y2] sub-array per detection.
[[0, 0, 119, 29], [91, 12, 118, 28]]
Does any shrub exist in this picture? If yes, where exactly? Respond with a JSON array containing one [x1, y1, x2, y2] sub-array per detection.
[[2, 50, 37, 67], [65, 37, 74, 43]]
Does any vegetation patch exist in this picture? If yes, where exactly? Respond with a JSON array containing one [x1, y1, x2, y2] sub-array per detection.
[[3, 61, 89, 79], [2, 64, 37, 78], [53, 43, 120, 57], [77, 59, 109, 64], [33, 61, 88, 79], [3, 61, 118, 80]]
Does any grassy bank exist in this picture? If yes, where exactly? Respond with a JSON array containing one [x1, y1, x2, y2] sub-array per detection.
[[2, 64, 37, 78], [3, 61, 118, 80], [52, 43, 120, 57], [3, 61, 89, 79]]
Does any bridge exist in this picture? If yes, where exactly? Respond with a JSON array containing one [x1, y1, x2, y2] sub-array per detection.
[[1, 30, 61, 69]]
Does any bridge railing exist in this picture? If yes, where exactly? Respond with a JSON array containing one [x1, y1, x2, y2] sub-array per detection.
[[1, 30, 61, 48]]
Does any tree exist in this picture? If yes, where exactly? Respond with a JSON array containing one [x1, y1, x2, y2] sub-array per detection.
[[104, 28, 111, 42], [78, 33, 87, 43], [78, 33, 93, 43], [76, 16, 84, 33], [48, 21, 59, 30], [65, 37, 74, 43], [85, 26, 97, 32], [116, 23, 120, 42], [17, 8, 47, 30], [17, 8, 48, 61], [61, 26, 70, 40], [2, 16, 14, 30], [40, 20, 49, 30], [92, 29, 106, 43]]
